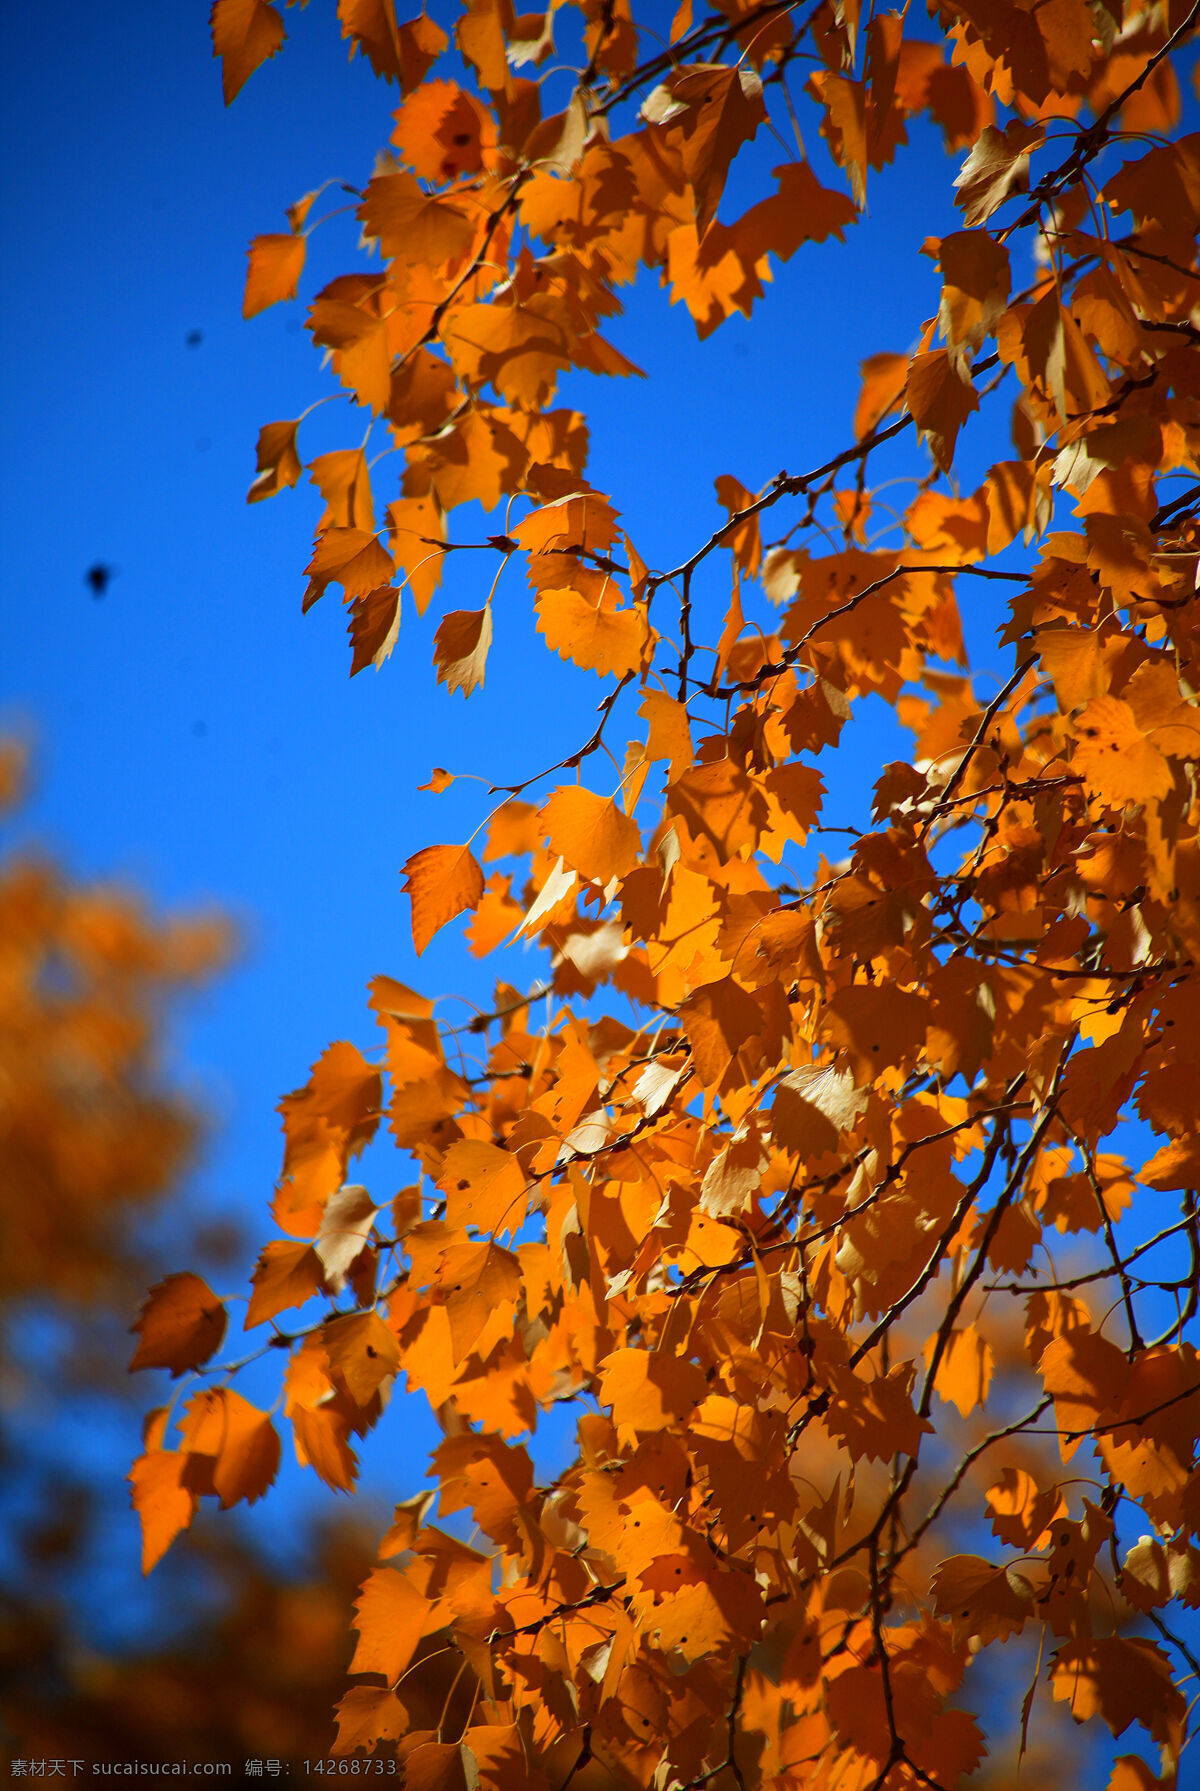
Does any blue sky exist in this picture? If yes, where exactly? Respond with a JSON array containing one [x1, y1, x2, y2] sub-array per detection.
[[8, 13, 1183, 1748]]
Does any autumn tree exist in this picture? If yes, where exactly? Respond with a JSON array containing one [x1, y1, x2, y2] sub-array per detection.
[[134, 1, 1200, 1783], [0, 749, 391, 1771]]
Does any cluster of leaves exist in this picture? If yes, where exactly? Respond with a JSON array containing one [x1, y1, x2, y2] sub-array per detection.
[[134, 0, 1200, 1783]]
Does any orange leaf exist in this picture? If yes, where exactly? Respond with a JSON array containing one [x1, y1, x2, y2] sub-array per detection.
[[391, 79, 494, 181], [926, 1324, 995, 1417], [333, 1686, 410, 1756], [129, 1273, 227, 1376], [309, 448, 375, 532], [348, 585, 402, 676], [536, 587, 649, 678], [714, 474, 761, 577], [465, 873, 523, 956], [211, 0, 285, 106], [954, 120, 1044, 226], [349, 1566, 436, 1681], [644, 63, 767, 234], [129, 1447, 197, 1573], [823, 982, 929, 1083], [419, 766, 455, 793], [402, 843, 485, 954], [827, 1360, 934, 1462], [771, 1063, 867, 1156], [434, 606, 493, 697], [438, 1139, 528, 1235], [541, 786, 640, 886], [178, 1388, 281, 1509], [242, 232, 305, 318], [338, 0, 447, 89], [854, 352, 908, 439], [1072, 696, 1174, 808], [324, 1310, 400, 1404], [245, 1239, 324, 1328], [291, 1404, 359, 1493], [598, 1348, 707, 1445], [937, 229, 1010, 355], [388, 493, 445, 616], [438, 1238, 523, 1363], [639, 690, 694, 779], [358, 170, 475, 268], [907, 348, 979, 473], [247, 419, 302, 503], [668, 758, 767, 860], [986, 1467, 1065, 1549], [303, 527, 395, 611], [1049, 1638, 1185, 1745], [931, 1554, 1035, 1644]]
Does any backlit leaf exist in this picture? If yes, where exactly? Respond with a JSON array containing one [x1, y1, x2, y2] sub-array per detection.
[[130, 1273, 227, 1376], [243, 233, 305, 318], [402, 843, 485, 955]]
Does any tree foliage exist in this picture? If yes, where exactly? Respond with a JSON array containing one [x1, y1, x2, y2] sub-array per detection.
[[136, 1, 1200, 1782]]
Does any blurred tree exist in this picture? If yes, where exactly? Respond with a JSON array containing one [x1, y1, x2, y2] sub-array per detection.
[[0, 741, 390, 1772]]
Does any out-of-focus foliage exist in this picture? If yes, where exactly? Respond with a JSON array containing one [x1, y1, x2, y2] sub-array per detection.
[[0, 739, 231, 1312], [0, 745, 390, 1772], [2, 1527, 373, 1768]]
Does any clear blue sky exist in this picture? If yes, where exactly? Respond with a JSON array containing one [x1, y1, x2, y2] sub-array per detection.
[[1, 0, 1097, 1655]]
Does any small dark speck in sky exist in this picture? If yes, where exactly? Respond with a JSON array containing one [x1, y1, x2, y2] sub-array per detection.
[[85, 563, 116, 599], [186, 329, 203, 347]]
